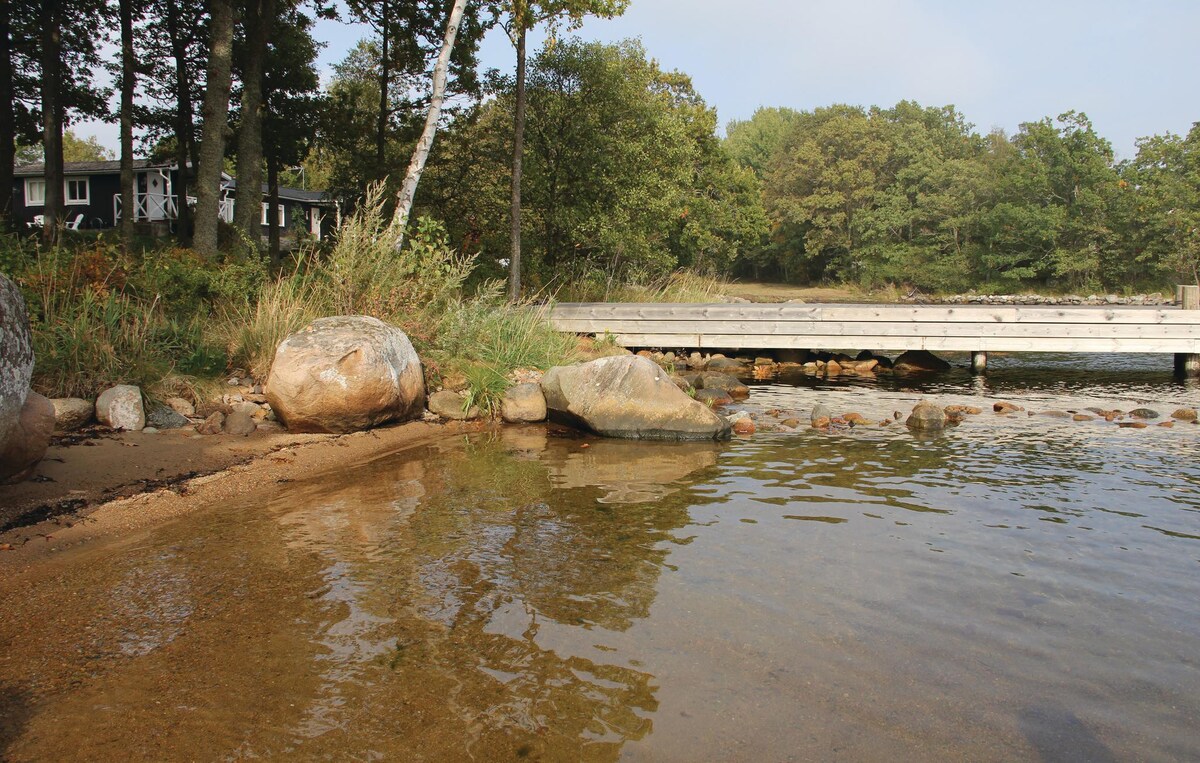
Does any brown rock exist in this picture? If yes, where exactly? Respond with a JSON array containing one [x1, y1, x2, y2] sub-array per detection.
[[780, 418, 800, 428], [52, 397, 94, 432], [196, 411, 225, 435], [429, 390, 481, 421], [944, 405, 982, 415], [906, 400, 947, 431], [165, 397, 195, 417], [994, 401, 1024, 414], [732, 418, 756, 435], [694, 388, 733, 407], [1118, 421, 1148, 429], [1072, 414, 1094, 421], [1170, 408, 1197, 422], [825, 360, 843, 376], [1158, 421, 1175, 428], [223, 405, 258, 436], [501, 383, 547, 423], [843, 412, 867, 424], [0, 392, 54, 484], [811, 416, 831, 429]]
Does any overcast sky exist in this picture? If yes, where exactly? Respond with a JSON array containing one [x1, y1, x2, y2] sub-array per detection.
[[80, 0, 1200, 160]]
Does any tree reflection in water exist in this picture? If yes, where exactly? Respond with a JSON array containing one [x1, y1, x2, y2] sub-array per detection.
[[267, 431, 722, 760]]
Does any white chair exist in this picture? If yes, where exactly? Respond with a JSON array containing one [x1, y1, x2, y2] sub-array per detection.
[[65, 213, 84, 231]]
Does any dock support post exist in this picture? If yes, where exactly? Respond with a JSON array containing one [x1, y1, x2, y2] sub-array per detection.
[[971, 351, 987, 375], [1175, 285, 1200, 376]]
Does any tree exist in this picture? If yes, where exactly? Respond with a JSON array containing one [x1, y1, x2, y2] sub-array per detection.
[[231, 0, 277, 240], [193, 0, 235, 257], [392, 0, 467, 243], [492, 0, 629, 300], [1127, 125, 1200, 285], [725, 107, 802, 178], [118, 0, 140, 246]]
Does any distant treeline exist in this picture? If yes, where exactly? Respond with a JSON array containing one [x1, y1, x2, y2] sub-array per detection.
[[723, 104, 1200, 292], [397, 40, 1200, 294]]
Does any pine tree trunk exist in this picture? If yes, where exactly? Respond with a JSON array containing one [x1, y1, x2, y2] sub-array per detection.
[[232, 0, 274, 242], [193, 0, 235, 257], [0, 0, 15, 230], [391, 0, 466, 246], [166, 0, 193, 244], [118, 0, 136, 247], [507, 24, 527, 301], [40, 0, 64, 245], [376, 0, 389, 171]]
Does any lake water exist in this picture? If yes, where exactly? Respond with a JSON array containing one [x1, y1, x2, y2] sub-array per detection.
[[1, 354, 1198, 761]]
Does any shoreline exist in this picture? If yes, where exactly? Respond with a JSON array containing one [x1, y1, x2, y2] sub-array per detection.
[[0, 418, 483, 566]]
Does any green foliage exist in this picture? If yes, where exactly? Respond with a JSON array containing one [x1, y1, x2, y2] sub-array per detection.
[[459, 363, 509, 416], [419, 37, 768, 292]]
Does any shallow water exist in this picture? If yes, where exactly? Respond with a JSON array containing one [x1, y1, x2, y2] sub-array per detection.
[[2, 355, 1199, 761]]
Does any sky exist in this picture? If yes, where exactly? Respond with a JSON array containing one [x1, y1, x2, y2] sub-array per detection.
[[79, 0, 1200, 160]]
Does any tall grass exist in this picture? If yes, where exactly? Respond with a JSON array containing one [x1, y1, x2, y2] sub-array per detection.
[[555, 269, 730, 303], [221, 182, 577, 396]]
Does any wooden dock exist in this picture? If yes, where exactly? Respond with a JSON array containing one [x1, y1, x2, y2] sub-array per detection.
[[549, 300, 1200, 373]]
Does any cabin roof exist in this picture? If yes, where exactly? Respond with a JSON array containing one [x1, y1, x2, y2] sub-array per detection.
[[13, 159, 170, 177]]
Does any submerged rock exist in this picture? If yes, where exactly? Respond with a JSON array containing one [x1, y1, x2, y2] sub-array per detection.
[[810, 403, 831, 428], [96, 385, 146, 431], [0, 392, 54, 484], [893, 350, 951, 373], [694, 388, 733, 407], [540, 355, 730, 441], [993, 401, 1024, 414], [266, 316, 425, 433], [1128, 408, 1160, 420], [1171, 408, 1197, 422], [906, 400, 947, 431], [699, 373, 750, 399]]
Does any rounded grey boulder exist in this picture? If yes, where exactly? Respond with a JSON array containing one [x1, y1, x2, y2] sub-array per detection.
[[0, 273, 34, 448]]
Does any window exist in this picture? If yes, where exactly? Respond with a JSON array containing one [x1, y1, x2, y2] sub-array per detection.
[[261, 202, 285, 227], [24, 179, 45, 206], [65, 177, 89, 205]]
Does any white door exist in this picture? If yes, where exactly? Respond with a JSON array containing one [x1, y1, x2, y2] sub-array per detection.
[[139, 171, 171, 220]]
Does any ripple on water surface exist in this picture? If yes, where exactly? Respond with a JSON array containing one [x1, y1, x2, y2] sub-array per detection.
[[0, 363, 1199, 761]]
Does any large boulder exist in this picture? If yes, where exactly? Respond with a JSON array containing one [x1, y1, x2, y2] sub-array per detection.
[[540, 355, 731, 441], [266, 316, 425, 433], [96, 384, 146, 431], [1, 392, 54, 484], [0, 273, 34, 448]]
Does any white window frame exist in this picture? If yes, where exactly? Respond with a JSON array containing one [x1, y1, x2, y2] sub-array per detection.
[[65, 177, 90, 205], [24, 178, 46, 206], [261, 202, 285, 227]]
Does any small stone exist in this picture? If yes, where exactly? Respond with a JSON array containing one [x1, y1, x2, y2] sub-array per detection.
[[780, 418, 800, 428], [165, 397, 195, 417], [825, 360, 843, 376], [944, 405, 982, 415], [694, 388, 733, 407], [1128, 408, 1160, 420], [146, 405, 190, 430], [224, 406, 257, 436], [811, 404, 831, 427], [501, 383, 547, 423], [1039, 410, 1073, 419], [96, 385, 145, 431], [843, 412, 867, 424], [428, 389, 480, 421], [1158, 421, 1175, 428], [1171, 408, 1197, 421], [700, 373, 750, 399], [1072, 414, 1094, 421], [196, 412, 225, 435], [812, 416, 831, 429], [732, 418, 756, 435], [141, 426, 159, 434], [1118, 421, 1147, 429], [906, 400, 947, 431], [51, 397, 94, 432], [994, 401, 1024, 414]]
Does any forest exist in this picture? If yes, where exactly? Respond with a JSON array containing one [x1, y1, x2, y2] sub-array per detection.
[[5, 0, 1200, 403]]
